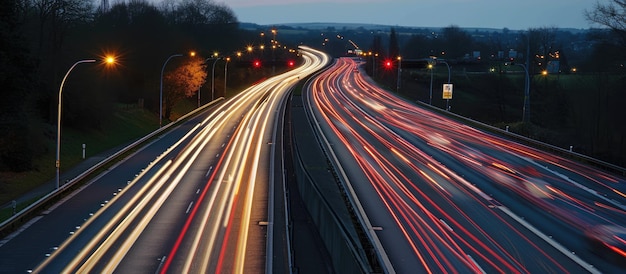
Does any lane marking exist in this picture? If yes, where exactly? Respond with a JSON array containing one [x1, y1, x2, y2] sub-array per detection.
[[497, 206, 600, 274], [205, 166, 214, 178], [186, 202, 194, 214]]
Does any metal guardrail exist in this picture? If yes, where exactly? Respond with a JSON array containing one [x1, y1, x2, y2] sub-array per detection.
[[300, 65, 396, 273], [358, 63, 625, 176], [0, 98, 224, 236], [416, 101, 626, 176]]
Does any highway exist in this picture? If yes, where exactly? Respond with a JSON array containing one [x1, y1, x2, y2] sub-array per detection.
[[0, 46, 330, 273], [304, 57, 626, 273]]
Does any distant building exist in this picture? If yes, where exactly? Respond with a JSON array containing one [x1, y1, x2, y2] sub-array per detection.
[[546, 61, 560, 73]]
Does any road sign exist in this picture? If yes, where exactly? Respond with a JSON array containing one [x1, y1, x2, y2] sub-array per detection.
[[443, 84, 453, 99]]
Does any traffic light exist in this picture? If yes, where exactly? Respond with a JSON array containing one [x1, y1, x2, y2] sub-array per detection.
[[384, 59, 393, 69], [287, 60, 295, 67], [253, 60, 261, 68]]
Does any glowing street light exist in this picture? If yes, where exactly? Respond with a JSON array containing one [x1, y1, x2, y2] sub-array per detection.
[[197, 53, 221, 106], [271, 28, 277, 74], [438, 59, 451, 110], [428, 58, 435, 105], [396, 56, 402, 92], [224, 57, 230, 96], [56, 57, 115, 189], [160, 54, 183, 127], [211, 55, 221, 101]]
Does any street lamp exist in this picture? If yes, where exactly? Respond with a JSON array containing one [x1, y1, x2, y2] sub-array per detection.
[[272, 28, 277, 74], [507, 62, 530, 123], [211, 56, 222, 101], [369, 52, 378, 78], [439, 60, 451, 110], [522, 64, 531, 123], [396, 56, 402, 92], [428, 60, 434, 105], [160, 54, 183, 128], [197, 53, 220, 106], [56, 59, 99, 189], [224, 57, 230, 97]]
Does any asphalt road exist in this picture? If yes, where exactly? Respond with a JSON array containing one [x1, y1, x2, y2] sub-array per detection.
[[0, 46, 330, 274], [304, 57, 626, 273]]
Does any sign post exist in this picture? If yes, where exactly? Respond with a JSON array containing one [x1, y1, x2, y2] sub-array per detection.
[[443, 83, 453, 110]]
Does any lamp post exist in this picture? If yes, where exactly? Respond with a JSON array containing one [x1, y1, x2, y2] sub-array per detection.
[[211, 57, 222, 101], [271, 28, 277, 74], [428, 61, 434, 105], [56, 59, 96, 189], [523, 30, 531, 123], [515, 63, 530, 123], [439, 60, 451, 110], [396, 56, 402, 92], [224, 57, 230, 97], [160, 54, 183, 128]]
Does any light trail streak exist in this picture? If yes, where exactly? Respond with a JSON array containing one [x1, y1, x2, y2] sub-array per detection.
[[306, 57, 623, 272], [70, 102, 229, 273], [34, 47, 330, 273], [160, 46, 330, 273]]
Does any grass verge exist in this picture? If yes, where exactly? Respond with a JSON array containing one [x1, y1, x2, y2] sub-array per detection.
[[0, 105, 158, 207]]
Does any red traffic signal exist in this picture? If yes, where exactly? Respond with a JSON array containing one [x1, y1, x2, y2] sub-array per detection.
[[384, 60, 393, 69], [287, 60, 295, 67], [253, 60, 261, 68]]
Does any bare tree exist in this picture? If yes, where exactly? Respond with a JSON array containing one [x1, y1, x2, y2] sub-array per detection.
[[441, 25, 473, 59], [166, 0, 237, 25], [586, 0, 626, 45], [529, 27, 558, 71]]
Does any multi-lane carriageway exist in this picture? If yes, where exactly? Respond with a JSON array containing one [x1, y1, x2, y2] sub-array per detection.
[[0, 46, 329, 273]]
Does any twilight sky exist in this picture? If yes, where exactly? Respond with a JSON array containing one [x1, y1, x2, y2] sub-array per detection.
[[223, 0, 606, 30]]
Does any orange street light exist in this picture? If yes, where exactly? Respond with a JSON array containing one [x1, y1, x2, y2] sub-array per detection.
[[160, 54, 184, 127], [396, 56, 402, 92], [105, 56, 116, 65], [56, 59, 97, 189], [224, 57, 230, 97]]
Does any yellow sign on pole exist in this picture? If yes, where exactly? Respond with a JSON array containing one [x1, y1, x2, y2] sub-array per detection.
[[443, 83, 453, 99]]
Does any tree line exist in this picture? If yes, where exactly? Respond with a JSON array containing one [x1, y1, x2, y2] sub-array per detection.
[[274, 2, 625, 167], [2, 0, 625, 172], [0, 0, 283, 172], [364, 25, 625, 166]]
